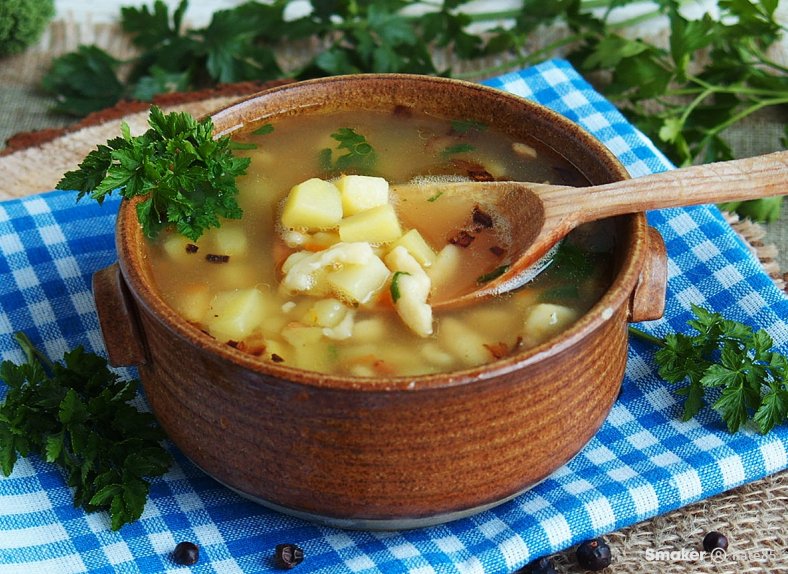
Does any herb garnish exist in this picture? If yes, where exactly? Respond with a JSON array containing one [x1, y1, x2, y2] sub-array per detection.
[[477, 265, 510, 284], [442, 143, 476, 156], [538, 284, 580, 303], [630, 304, 788, 434], [550, 242, 596, 280], [56, 105, 249, 241], [390, 271, 410, 303], [0, 333, 172, 530], [252, 123, 275, 136], [427, 191, 444, 202], [319, 128, 377, 174]]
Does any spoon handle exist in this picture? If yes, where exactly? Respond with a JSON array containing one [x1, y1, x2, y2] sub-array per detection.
[[545, 150, 788, 224]]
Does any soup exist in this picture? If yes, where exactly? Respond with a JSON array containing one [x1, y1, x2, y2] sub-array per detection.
[[146, 108, 614, 376]]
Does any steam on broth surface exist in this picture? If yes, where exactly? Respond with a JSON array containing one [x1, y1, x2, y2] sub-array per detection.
[[146, 108, 615, 377]]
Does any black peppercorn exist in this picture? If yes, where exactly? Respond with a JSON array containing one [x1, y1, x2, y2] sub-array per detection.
[[576, 537, 612, 571], [172, 541, 200, 565], [275, 543, 305, 569], [702, 531, 729, 553]]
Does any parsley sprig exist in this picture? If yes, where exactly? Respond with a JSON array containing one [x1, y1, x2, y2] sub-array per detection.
[[56, 105, 249, 240], [556, 0, 788, 221], [319, 128, 378, 175], [630, 305, 788, 434], [0, 333, 172, 530]]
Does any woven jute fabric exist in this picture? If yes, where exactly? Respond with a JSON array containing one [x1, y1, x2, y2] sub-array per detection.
[[0, 18, 786, 574]]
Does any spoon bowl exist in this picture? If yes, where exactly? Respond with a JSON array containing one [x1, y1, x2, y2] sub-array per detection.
[[401, 150, 787, 308]]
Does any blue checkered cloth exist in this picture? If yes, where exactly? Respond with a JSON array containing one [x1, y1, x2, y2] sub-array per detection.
[[1, 59, 787, 573]]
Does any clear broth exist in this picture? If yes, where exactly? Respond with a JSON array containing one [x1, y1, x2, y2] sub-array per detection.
[[147, 109, 614, 377]]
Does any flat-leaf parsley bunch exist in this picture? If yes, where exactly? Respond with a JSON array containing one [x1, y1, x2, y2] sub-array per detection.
[[631, 305, 788, 434], [56, 105, 249, 241], [0, 333, 172, 530]]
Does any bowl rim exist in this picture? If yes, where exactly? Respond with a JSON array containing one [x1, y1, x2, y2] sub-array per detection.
[[115, 73, 648, 392]]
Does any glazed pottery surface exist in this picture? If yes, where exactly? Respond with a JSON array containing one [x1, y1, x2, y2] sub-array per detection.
[[93, 74, 667, 529]]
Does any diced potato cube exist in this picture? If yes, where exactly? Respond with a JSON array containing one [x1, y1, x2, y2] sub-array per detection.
[[264, 338, 291, 364], [335, 175, 390, 215], [170, 282, 211, 323], [522, 303, 580, 345], [438, 316, 491, 367], [210, 225, 248, 257], [426, 243, 463, 294], [390, 229, 436, 267], [281, 178, 343, 230], [326, 255, 390, 304], [206, 287, 271, 343], [338, 204, 402, 244]]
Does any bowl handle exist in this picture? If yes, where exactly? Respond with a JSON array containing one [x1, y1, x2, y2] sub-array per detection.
[[628, 226, 667, 323], [92, 263, 148, 367]]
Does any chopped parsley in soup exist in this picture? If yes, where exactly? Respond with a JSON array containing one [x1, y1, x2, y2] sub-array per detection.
[[146, 109, 615, 376]]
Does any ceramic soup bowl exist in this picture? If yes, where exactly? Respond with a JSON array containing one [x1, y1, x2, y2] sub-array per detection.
[[93, 74, 667, 530]]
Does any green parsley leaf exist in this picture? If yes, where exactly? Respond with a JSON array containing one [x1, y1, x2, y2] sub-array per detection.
[[252, 123, 275, 136], [427, 191, 444, 203], [130, 66, 191, 101], [549, 242, 595, 280], [319, 128, 378, 175], [55, 105, 249, 241], [630, 304, 788, 433], [0, 333, 172, 530], [41, 45, 125, 117], [442, 143, 476, 156], [477, 265, 510, 284], [563, 0, 787, 221], [390, 271, 410, 303]]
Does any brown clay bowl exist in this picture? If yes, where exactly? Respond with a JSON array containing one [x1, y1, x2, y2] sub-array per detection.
[[93, 74, 667, 530]]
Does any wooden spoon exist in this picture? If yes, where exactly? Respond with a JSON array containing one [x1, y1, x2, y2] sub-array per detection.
[[395, 150, 787, 309]]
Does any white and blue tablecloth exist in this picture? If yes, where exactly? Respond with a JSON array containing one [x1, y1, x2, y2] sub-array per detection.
[[1, 59, 787, 573]]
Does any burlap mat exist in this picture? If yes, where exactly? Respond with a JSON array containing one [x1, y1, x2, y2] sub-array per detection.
[[0, 18, 786, 574]]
